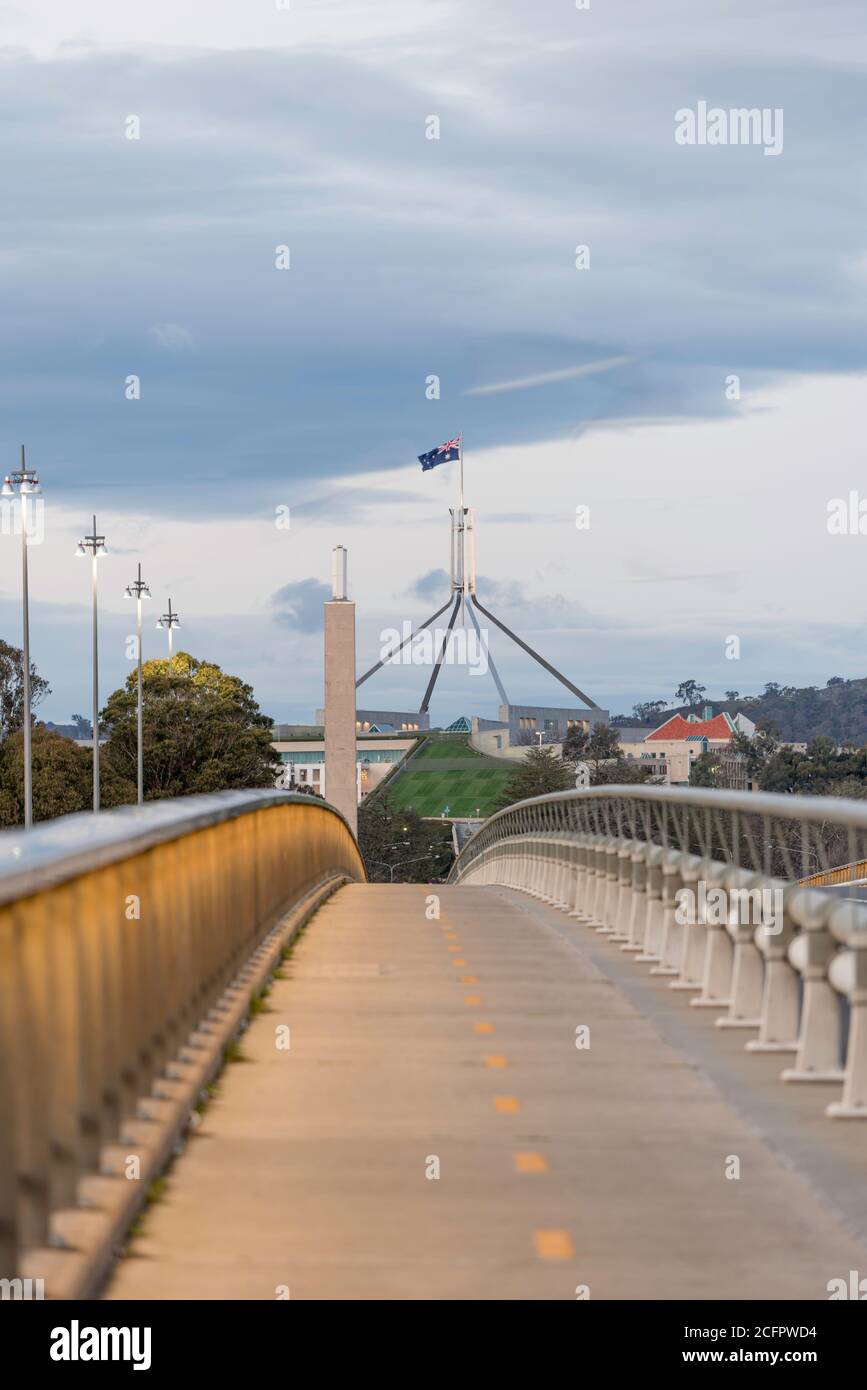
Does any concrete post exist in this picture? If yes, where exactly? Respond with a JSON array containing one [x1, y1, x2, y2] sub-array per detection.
[[324, 546, 358, 840]]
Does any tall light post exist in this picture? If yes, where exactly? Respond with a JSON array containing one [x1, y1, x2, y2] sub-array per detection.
[[156, 598, 180, 673], [2, 447, 42, 829], [75, 517, 107, 811], [124, 563, 150, 805]]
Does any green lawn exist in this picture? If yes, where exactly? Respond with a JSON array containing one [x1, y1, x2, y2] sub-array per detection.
[[387, 765, 513, 818], [412, 736, 491, 763]]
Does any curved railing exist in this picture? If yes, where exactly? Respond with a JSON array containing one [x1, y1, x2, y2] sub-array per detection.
[[449, 785, 867, 1123], [0, 790, 366, 1293]]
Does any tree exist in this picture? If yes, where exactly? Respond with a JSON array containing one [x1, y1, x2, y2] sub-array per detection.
[[358, 792, 453, 882], [689, 750, 721, 787], [71, 713, 92, 738], [632, 700, 667, 723], [0, 725, 134, 827], [675, 679, 706, 708], [564, 723, 653, 786], [724, 691, 740, 702], [100, 651, 277, 799], [564, 723, 619, 772], [495, 745, 575, 809], [0, 639, 50, 740]]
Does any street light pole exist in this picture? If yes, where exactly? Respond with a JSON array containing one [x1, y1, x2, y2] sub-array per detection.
[[124, 563, 151, 805], [2, 447, 42, 829], [156, 598, 180, 674], [76, 517, 107, 811]]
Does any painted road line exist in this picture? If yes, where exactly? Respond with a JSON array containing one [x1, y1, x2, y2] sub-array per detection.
[[534, 1230, 575, 1260], [493, 1096, 520, 1114], [485, 1055, 507, 1068], [514, 1152, 548, 1173], [474, 1021, 495, 1034]]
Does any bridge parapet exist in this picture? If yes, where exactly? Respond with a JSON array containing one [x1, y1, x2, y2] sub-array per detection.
[[0, 789, 365, 1292], [449, 785, 867, 1123]]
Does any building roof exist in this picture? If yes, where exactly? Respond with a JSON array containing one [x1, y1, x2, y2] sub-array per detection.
[[646, 713, 734, 743]]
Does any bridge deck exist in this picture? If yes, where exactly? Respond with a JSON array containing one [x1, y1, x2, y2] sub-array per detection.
[[105, 884, 867, 1301]]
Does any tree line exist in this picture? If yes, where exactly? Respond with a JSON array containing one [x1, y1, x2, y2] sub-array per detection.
[[0, 639, 276, 827]]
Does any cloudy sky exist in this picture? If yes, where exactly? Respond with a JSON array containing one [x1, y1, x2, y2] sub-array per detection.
[[0, 1, 865, 726]]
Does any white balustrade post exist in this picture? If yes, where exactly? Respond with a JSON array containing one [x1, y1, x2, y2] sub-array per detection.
[[746, 883, 800, 1054], [636, 846, 665, 963], [671, 853, 707, 991], [782, 889, 845, 1084]]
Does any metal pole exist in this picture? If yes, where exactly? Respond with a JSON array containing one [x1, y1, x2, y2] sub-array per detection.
[[136, 585, 143, 806], [21, 463, 31, 829], [92, 517, 99, 812], [167, 621, 173, 675]]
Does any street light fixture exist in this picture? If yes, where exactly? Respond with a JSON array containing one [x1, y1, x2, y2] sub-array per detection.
[[3, 447, 42, 829], [75, 516, 107, 811], [156, 598, 181, 674], [124, 562, 151, 805]]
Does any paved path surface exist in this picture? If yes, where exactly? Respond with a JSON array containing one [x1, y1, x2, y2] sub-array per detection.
[[105, 884, 867, 1300]]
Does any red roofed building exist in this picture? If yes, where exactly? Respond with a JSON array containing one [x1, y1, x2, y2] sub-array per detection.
[[646, 712, 735, 743], [618, 707, 756, 785]]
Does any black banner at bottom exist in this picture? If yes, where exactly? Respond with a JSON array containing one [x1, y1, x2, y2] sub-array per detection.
[[0, 1297, 861, 1375]]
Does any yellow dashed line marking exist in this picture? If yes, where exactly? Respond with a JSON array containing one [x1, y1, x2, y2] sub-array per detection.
[[452, 959, 467, 967], [535, 1229, 574, 1260], [484, 1055, 507, 1068], [460, 975, 478, 984], [447, 945, 462, 952], [494, 1095, 520, 1114], [445, 932, 458, 940], [464, 995, 482, 1005], [474, 1022, 495, 1034], [514, 1152, 548, 1174]]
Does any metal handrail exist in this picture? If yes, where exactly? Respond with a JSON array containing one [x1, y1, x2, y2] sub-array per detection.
[[0, 788, 360, 906], [448, 783, 867, 1125], [0, 790, 366, 1283], [448, 784, 867, 885]]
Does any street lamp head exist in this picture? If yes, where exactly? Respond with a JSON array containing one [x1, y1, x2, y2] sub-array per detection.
[[74, 543, 87, 557], [1, 478, 13, 497]]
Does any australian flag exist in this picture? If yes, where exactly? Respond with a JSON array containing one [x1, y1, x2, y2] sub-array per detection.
[[418, 437, 461, 471]]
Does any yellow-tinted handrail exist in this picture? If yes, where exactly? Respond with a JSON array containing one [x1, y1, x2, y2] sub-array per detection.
[[0, 790, 365, 1281]]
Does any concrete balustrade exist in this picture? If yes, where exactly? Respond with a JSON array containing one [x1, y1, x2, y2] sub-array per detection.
[[452, 783, 867, 1124], [782, 888, 845, 1085], [0, 790, 365, 1283], [826, 900, 867, 1117], [671, 853, 708, 991]]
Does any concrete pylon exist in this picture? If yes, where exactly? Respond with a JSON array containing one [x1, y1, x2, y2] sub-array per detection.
[[324, 546, 358, 838]]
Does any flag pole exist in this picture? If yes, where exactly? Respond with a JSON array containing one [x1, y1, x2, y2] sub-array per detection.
[[458, 434, 465, 625]]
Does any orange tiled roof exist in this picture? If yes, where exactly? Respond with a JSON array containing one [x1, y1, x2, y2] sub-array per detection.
[[645, 713, 733, 743]]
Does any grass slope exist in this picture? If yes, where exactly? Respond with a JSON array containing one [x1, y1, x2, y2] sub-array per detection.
[[387, 734, 513, 817]]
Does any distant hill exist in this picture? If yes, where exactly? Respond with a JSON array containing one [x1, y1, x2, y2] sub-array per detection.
[[620, 678, 867, 745]]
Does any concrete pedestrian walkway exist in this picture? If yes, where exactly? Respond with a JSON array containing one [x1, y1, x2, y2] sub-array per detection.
[[105, 884, 867, 1300]]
